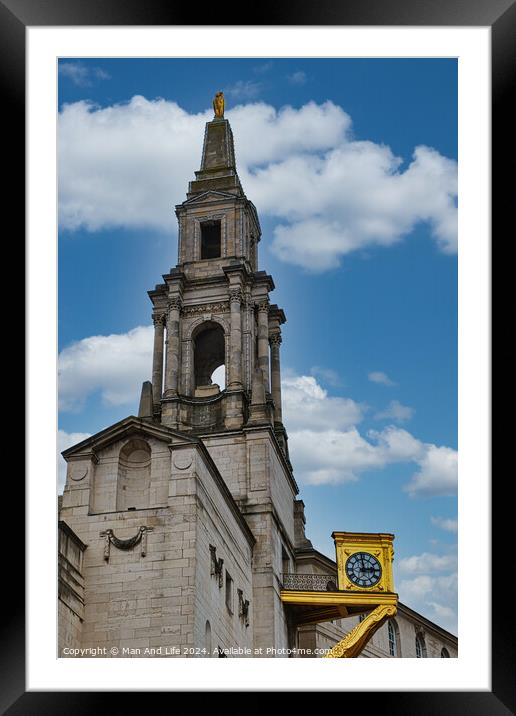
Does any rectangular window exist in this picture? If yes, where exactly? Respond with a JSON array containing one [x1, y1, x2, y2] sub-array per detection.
[[200, 220, 222, 259], [225, 571, 233, 613]]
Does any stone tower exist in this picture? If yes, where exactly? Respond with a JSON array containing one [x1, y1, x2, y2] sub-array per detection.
[[59, 102, 459, 660], [148, 114, 288, 457], [144, 111, 298, 650], [60, 106, 303, 656]]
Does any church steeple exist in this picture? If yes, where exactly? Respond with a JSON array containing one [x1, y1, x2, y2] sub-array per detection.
[[187, 114, 242, 198], [147, 93, 289, 462], [175, 94, 259, 272]]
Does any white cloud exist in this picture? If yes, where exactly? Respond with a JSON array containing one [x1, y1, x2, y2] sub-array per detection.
[[374, 399, 414, 422], [431, 515, 458, 533], [398, 552, 457, 574], [287, 427, 385, 485], [404, 445, 458, 498], [58, 98, 457, 268], [368, 371, 396, 386], [287, 71, 307, 85], [282, 374, 457, 494], [282, 374, 365, 432], [58, 429, 91, 493], [369, 425, 423, 462], [59, 62, 110, 87], [58, 325, 153, 411], [398, 571, 458, 634]]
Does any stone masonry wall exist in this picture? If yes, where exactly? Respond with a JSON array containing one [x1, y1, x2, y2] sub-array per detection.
[[60, 437, 199, 656], [202, 428, 296, 655], [191, 452, 253, 656]]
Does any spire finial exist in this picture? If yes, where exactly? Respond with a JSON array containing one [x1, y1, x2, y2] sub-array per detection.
[[213, 91, 225, 119]]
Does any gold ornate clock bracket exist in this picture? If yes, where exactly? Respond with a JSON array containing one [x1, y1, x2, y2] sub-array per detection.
[[324, 603, 398, 658]]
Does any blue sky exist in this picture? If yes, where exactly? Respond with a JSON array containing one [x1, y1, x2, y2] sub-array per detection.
[[58, 58, 458, 633]]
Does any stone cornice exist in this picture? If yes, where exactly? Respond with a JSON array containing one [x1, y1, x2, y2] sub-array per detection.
[[176, 190, 239, 209], [251, 271, 275, 292], [269, 304, 286, 325], [161, 268, 186, 288], [61, 416, 198, 461], [147, 283, 168, 303], [222, 261, 253, 282], [149, 265, 274, 303]]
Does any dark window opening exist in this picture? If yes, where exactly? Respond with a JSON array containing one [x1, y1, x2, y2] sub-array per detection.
[[225, 571, 233, 613], [193, 321, 225, 390], [200, 220, 222, 259], [416, 635, 427, 658]]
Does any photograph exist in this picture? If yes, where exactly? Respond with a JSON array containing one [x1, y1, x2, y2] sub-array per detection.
[[57, 57, 459, 660]]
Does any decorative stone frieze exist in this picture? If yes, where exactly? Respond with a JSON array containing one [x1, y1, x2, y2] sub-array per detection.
[[182, 302, 229, 316], [100, 526, 153, 562], [209, 544, 224, 587], [238, 589, 250, 627]]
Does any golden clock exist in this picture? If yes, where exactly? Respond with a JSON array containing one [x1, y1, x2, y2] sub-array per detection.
[[333, 531, 395, 593]]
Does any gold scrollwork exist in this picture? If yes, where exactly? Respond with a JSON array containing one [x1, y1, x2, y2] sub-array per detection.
[[324, 604, 397, 658]]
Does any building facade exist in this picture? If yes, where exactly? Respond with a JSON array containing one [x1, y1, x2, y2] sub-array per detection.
[[58, 110, 457, 659]]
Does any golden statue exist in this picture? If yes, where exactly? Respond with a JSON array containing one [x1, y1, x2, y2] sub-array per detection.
[[213, 91, 224, 118]]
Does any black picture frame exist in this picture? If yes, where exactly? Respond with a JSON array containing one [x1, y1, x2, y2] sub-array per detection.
[[6, 0, 506, 710]]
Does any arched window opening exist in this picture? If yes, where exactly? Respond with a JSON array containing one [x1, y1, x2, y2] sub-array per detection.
[[205, 620, 212, 657], [415, 634, 427, 658], [441, 647, 450, 658], [193, 322, 225, 397], [116, 438, 151, 511], [388, 619, 401, 657], [388, 621, 396, 656]]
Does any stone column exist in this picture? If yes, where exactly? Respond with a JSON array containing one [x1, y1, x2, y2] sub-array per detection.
[[257, 299, 270, 393], [228, 288, 243, 389], [269, 332, 282, 423], [151, 313, 165, 405], [164, 296, 182, 397]]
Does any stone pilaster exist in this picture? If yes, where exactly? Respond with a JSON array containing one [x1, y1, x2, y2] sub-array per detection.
[[228, 287, 243, 389], [164, 296, 182, 397], [257, 300, 270, 394], [269, 332, 282, 424], [151, 313, 165, 405]]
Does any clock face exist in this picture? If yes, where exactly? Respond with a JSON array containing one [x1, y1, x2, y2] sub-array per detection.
[[345, 552, 382, 588]]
